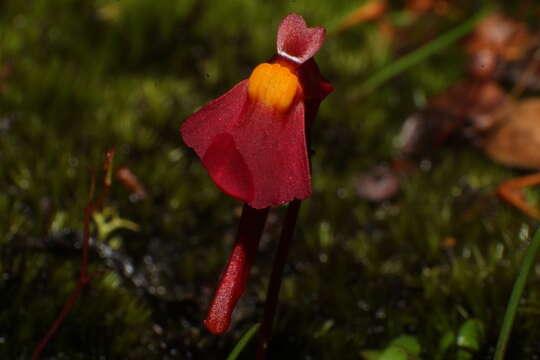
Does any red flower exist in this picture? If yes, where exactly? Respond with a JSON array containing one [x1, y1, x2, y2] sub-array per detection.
[[181, 13, 332, 209], [180, 14, 332, 335]]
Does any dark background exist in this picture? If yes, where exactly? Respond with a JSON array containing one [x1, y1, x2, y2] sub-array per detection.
[[1, 0, 539, 358]]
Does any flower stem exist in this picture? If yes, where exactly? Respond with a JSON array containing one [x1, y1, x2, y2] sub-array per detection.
[[31, 150, 114, 360], [256, 200, 302, 360], [31, 281, 84, 360], [494, 226, 540, 360]]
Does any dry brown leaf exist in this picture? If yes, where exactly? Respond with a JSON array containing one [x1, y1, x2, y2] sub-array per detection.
[[484, 98, 540, 169], [465, 14, 534, 62]]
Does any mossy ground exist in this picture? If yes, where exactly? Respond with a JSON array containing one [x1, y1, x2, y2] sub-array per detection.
[[1, 0, 540, 359]]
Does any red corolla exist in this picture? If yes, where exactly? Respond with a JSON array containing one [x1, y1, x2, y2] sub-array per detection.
[[181, 13, 332, 334], [181, 13, 332, 209]]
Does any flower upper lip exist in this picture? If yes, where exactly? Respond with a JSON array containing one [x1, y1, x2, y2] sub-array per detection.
[[276, 13, 326, 66]]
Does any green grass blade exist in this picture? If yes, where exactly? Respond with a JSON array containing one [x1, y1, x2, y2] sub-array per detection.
[[226, 323, 260, 360], [360, 8, 490, 94], [494, 227, 540, 360]]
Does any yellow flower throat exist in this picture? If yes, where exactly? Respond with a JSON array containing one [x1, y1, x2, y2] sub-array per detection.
[[247, 63, 299, 112]]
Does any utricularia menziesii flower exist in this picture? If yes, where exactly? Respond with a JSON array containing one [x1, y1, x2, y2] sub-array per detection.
[[181, 13, 332, 334]]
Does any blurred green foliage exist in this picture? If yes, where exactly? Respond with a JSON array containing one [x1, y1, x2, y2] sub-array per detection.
[[2, 0, 540, 359]]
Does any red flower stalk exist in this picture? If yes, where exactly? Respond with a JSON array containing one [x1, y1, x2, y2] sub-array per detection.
[[180, 14, 332, 335]]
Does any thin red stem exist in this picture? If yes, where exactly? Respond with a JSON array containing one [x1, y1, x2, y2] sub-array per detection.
[[80, 205, 93, 281], [32, 150, 115, 359], [81, 184, 110, 281], [256, 200, 301, 360], [31, 282, 84, 360]]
